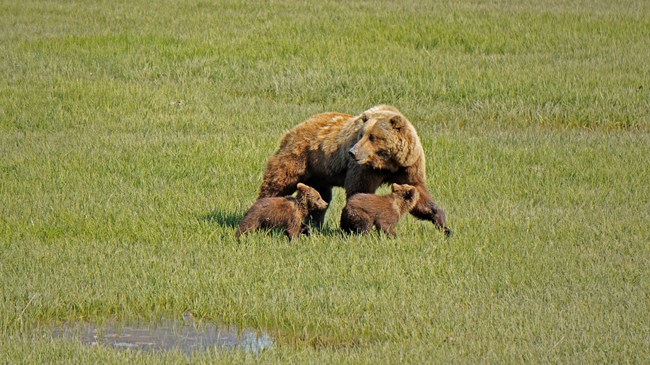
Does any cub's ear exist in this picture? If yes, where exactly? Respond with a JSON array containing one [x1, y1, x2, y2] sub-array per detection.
[[389, 115, 405, 130], [394, 184, 417, 199], [410, 186, 420, 201], [403, 187, 418, 201], [296, 183, 307, 191]]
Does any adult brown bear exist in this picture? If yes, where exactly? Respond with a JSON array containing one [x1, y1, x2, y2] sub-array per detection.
[[258, 105, 451, 236]]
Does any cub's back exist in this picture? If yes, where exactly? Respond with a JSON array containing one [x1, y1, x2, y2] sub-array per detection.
[[345, 193, 394, 214], [246, 197, 298, 223]]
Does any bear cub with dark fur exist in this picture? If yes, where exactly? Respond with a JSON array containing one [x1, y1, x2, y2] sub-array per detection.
[[341, 183, 419, 237], [236, 183, 328, 239]]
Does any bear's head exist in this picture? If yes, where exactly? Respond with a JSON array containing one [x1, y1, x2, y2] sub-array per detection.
[[391, 183, 420, 212], [296, 183, 328, 212], [348, 107, 424, 172]]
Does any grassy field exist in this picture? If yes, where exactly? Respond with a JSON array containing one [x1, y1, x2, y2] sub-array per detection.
[[1, 0, 649, 363]]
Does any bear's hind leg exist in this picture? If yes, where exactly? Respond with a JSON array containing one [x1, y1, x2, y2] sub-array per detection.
[[235, 218, 258, 238], [340, 208, 373, 235], [353, 220, 373, 234], [258, 154, 307, 198]]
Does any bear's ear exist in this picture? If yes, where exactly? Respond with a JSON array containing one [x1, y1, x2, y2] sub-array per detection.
[[359, 113, 369, 123], [389, 115, 405, 130], [296, 183, 307, 192], [391, 183, 401, 192]]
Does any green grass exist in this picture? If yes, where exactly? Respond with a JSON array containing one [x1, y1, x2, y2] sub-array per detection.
[[1, 0, 649, 363]]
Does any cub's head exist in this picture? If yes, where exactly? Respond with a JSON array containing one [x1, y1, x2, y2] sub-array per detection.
[[348, 106, 423, 172], [391, 183, 419, 211], [296, 183, 328, 212]]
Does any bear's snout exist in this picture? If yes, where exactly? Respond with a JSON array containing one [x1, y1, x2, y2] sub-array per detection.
[[349, 144, 366, 162], [349, 147, 368, 164], [350, 147, 371, 165]]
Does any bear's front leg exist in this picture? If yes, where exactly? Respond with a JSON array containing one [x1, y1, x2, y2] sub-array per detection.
[[410, 184, 453, 237], [343, 166, 385, 197], [303, 183, 332, 229], [305, 211, 325, 229], [300, 223, 311, 236], [286, 219, 303, 240], [383, 226, 398, 238]]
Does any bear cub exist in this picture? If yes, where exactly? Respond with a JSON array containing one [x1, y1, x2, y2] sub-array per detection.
[[341, 183, 419, 237], [236, 183, 328, 239]]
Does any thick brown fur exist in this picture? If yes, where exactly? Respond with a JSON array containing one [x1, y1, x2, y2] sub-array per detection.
[[341, 183, 420, 237], [258, 105, 451, 236], [237, 183, 328, 240]]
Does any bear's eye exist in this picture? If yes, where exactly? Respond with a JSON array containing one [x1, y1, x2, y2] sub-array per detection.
[[368, 135, 375, 142]]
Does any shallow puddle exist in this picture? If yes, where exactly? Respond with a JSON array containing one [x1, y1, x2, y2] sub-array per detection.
[[48, 317, 274, 354]]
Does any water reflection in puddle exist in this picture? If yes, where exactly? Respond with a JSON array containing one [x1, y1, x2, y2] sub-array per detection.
[[50, 317, 274, 354]]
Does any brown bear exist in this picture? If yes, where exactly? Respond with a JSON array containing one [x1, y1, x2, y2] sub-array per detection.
[[258, 105, 451, 236], [236, 183, 328, 239], [341, 183, 420, 237]]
